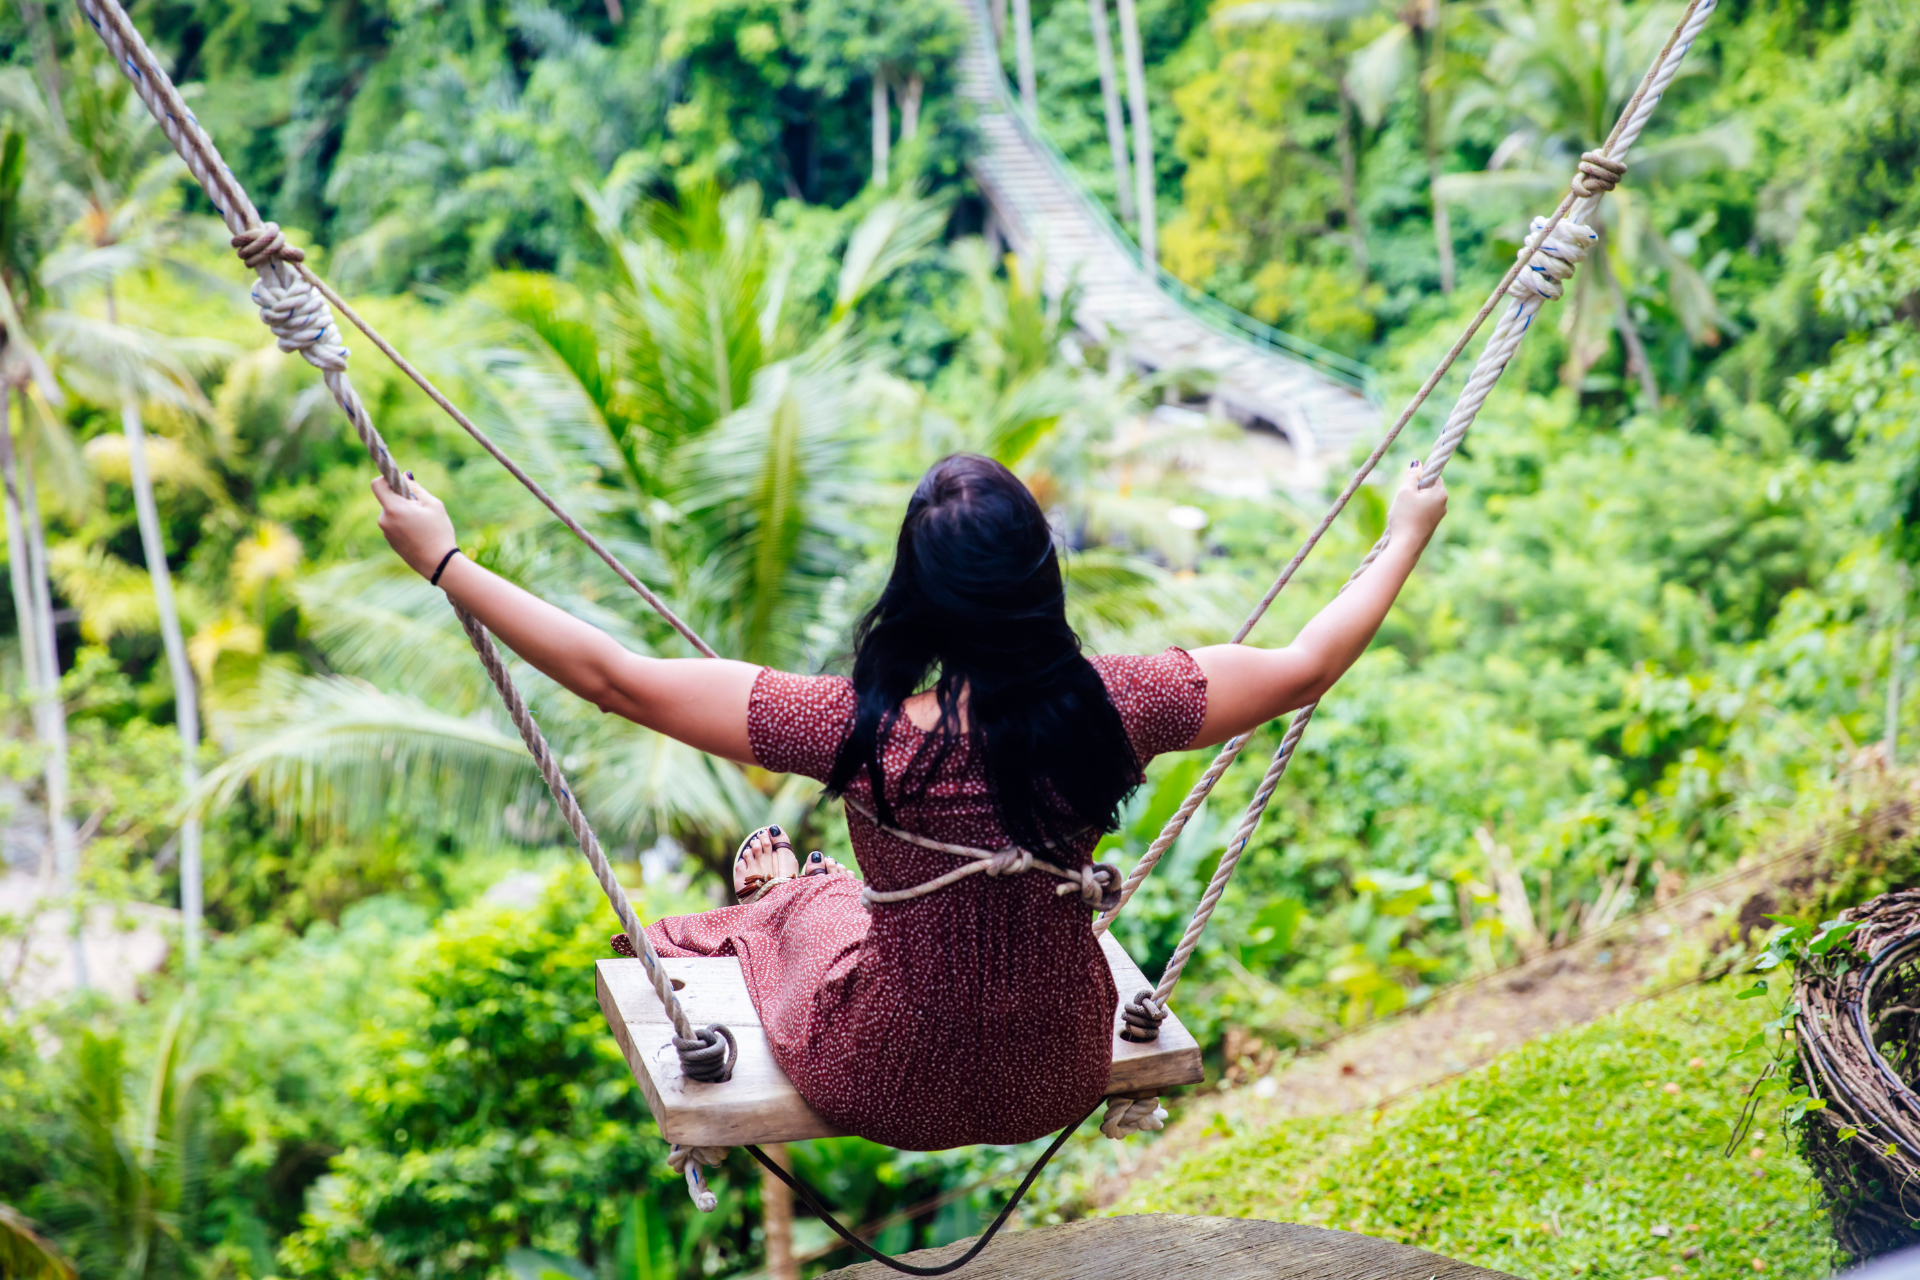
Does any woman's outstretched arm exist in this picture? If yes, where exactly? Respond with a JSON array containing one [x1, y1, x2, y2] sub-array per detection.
[[1185, 462, 1448, 748], [369, 476, 759, 764]]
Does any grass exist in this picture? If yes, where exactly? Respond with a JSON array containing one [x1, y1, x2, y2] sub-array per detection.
[[1111, 982, 1839, 1280]]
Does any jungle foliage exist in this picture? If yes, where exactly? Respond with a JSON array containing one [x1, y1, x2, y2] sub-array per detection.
[[1, 0, 1918, 1274]]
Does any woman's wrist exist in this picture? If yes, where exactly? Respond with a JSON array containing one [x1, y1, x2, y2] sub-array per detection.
[[429, 547, 461, 587]]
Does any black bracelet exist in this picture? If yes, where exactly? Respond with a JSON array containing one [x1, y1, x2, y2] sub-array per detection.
[[430, 547, 461, 586]]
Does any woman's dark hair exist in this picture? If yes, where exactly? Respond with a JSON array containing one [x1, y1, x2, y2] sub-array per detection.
[[825, 454, 1140, 852]]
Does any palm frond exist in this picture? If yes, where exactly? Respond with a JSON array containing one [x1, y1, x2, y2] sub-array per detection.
[[831, 192, 951, 323], [0, 1205, 74, 1280], [293, 561, 502, 713], [190, 672, 541, 842]]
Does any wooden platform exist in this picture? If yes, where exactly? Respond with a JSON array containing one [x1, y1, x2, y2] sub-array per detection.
[[595, 932, 1203, 1147], [820, 1215, 1523, 1280]]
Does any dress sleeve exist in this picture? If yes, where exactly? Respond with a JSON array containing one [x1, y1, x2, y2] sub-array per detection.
[[747, 668, 858, 783], [1090, 648, 1209, 762]]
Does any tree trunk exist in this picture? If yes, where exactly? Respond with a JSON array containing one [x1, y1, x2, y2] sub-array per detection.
[[1601, 245, 1659, 405], [601, 0, 622, 23], [18, 436, 75, 883], [1011, 0, 1038, 119], [901, 73, 924, 142], [0, 391, 47, 880], [1113, 0, 1156, 270], [991, 0, 1007, 46], [1426, 146, 1456, 294], [1335, 84, 1368, 281], [121, 397, 203, 967], [1415, 7, 1454, 294], [1086, 0, 1136, 225], [872, 76, 891, 189], [6, 405, 85, 987], [762, 1143, 797, 1280]]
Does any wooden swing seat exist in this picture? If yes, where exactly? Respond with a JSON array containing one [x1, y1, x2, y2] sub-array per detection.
[[595, 931, 1203, 1146]]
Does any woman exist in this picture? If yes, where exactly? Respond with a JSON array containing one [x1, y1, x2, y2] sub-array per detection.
[[372, 453, 1446, 1151]]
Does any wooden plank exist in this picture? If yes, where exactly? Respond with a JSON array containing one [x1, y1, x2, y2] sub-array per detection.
[[821, 1216, 1523, 1280], [596, 933, 1202, 1147]]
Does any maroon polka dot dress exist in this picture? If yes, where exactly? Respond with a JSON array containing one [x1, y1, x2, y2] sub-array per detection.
[[644, 648, 1207, 1151]]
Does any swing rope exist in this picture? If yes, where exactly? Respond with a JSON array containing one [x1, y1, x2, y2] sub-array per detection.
[[1098, 0, 1718, 1049], [77, 0, 1720, 1246], [75, 0, 734, 1084]]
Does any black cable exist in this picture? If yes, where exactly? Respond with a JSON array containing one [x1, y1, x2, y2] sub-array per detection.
[[745, 1104, 1098, 1276]]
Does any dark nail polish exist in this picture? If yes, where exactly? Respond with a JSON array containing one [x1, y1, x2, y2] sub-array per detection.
[[769, 824, 782, 836], [810, 850, 823, 862], [407, 470, 414, 479]]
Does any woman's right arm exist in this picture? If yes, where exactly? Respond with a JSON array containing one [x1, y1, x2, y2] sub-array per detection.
[[371, 476, 760, 765]]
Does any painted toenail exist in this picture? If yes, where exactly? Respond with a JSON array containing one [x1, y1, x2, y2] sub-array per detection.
[[769, 825, 782, 836]]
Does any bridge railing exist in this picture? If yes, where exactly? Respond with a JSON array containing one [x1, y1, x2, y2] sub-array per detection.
[[963, 1, 1382, 403]]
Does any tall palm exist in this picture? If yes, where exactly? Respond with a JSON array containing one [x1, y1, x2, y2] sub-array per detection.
[[15, 31, 217, 962], [51, 999, 211, 1280], [0, 117, 83, 931], [1084, 0, 1137, 226], [1217, 0, 1460, 290], [1438, 0, 1750, 398], [1113, 0, 1157, 267], [196, 187, 948, 877]]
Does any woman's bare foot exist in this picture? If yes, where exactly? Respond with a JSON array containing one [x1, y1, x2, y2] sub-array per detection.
[[802, 849, 855, 879], [734, 826, 800, 901]]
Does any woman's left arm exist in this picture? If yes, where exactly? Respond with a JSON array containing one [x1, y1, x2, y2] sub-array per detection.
[[370, 476, 760, 764]]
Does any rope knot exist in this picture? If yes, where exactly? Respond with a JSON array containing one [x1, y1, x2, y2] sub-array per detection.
[[666, 1144, 729, 1212], [250, 272, 348, 371], [1569, 149, 1627, 198], [985, 845, 1034, 876], [672, 1022, 738, 1084], [231, 222, 306, 269], [1099, 1095, 1168, 1140], [1054, 861, 1122, 911], [1118, 987, 1167, 1042], [1506, 214, 1599, 304]]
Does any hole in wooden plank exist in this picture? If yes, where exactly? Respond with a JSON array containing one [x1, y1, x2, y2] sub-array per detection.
[[671, 978, 685, 990]]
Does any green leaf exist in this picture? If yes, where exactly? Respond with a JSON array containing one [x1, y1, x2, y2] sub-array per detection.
[[1736, 981, 1768, 999]]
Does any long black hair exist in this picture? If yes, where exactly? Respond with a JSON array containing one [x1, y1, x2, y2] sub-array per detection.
[[824, 454, 1141, 853]]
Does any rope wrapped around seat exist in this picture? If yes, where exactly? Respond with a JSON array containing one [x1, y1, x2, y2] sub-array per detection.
[[1100, 1094, 1168, 1140], [843, 797, 1121, 912]]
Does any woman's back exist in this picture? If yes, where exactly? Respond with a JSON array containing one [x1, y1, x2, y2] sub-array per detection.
[[645, 650, 1206, 1150]]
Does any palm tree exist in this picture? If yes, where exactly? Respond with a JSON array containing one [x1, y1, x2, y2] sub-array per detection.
[[0, 120, 83, 938], [12, 35, 219, 962], [49, 999, 211, 1280], [1216, 0, 1459, 290], [1113, 0, 1157, 267], [195, 187, 948, 878], [1085, 0, 1136, 226], [1438, 0, 1750, 398]]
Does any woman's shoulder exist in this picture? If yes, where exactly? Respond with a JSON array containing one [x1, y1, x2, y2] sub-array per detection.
[[752, 666, 857, 709], [748, 668, 857, 781], [1089, 646, 1207, 691], [1088, 648, 1208, 759]]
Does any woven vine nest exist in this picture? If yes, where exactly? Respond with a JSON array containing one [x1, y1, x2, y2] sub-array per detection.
[[1794, 888, 1920, 1258]]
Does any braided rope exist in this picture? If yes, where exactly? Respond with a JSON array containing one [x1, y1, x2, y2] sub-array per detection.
[[1110, 0, 1719, 1038], [842, 797, 1121, 911], [75, 0, 732, 1082]]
